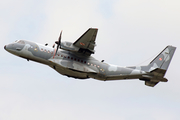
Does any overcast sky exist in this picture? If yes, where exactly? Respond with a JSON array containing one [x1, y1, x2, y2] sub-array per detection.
[[1, 0, 180, 120]]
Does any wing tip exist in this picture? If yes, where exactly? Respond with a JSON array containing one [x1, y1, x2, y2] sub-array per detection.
[[90, 28, 98, 30]]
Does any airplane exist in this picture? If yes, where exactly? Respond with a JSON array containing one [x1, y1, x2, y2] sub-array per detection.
[[4, 28, 176, 87]]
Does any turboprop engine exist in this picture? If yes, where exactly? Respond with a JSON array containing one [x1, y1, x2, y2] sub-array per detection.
[[59, 41, 79, 52]]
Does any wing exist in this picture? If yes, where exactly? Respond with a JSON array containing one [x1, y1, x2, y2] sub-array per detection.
[[73, 28, 98, 56]]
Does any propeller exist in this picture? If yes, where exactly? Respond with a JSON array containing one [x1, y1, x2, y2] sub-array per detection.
[[55, 31, 62, 56]]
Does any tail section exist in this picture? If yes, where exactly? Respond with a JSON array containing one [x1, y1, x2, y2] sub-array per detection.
[[147, 45, 176, 73], [140, 45, 176, 87]]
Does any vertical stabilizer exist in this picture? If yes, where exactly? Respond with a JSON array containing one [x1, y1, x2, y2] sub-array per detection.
[[139, 46, 176, 87], [147, 45, 176, 73]]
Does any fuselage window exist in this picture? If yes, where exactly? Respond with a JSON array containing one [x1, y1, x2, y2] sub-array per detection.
[[94, 65, 96, 67], [41, 48, 43, 51], [84, 61, 86, 64], [97, 66, 100, 68], [48, 50, 50, 53], [78, 59, 80, 62], [61, 55, 63, 57], [74, 58, 76, 61], [68, 56, 70, 59], [71, 57, 73, 60], [64, 56, 66, 58], [81, 60, 83, 63], [91, 64, 93, 66], [44, 49, 46, 52], [51, 51, 53, 54], [34, 48, 38, 51], [87, 63, 90, 65]]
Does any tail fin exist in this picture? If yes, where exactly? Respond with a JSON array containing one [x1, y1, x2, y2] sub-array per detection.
[[140, 45, 176, 87], [147, 45, 176, 74]]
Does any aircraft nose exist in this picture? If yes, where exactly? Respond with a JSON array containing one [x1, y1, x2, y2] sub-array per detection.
[[4, 45, 6, 50]]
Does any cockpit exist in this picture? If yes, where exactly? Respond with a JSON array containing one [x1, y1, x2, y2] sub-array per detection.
[[15, 40, 25, 44]]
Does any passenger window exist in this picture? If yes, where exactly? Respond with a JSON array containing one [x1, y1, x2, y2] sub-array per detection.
[[34, 48, 38, 51]]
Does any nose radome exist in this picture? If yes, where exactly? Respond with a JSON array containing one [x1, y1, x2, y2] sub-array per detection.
[[4, 45, 6, 50]]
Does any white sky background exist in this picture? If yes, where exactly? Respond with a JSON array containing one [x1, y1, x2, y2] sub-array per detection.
[[1, 0, 180, 120]]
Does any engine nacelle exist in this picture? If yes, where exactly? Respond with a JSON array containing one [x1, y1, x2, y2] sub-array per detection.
[[61, 41, 79, 52]]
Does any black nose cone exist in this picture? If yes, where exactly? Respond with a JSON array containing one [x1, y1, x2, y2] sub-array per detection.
[[4, 45, 6, 50]]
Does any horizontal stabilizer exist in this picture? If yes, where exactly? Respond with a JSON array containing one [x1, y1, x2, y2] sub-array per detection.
[[150, 68, 166, 77], [140, 68, 169, 87], [145, 81, 159, 87]]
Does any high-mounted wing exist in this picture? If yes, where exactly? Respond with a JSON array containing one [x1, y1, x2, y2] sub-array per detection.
[[73, 28, 98, 56]]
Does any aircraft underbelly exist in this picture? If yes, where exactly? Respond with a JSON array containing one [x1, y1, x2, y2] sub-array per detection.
[[106, 74, 143, 80], [51, 65, 88, 79], [105, 67, 146, 81], [49, 59, 98, 79]]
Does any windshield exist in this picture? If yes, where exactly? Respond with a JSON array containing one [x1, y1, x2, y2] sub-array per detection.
[[15, 40, 25, 44]]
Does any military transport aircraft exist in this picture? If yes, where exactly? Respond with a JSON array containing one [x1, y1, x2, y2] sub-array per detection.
[[4, 28, 176, 87]]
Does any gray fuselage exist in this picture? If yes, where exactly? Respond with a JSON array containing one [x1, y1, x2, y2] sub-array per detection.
[[5, 40, 146, 81]]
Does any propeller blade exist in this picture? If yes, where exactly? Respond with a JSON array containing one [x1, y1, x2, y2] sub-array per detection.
[[55, 31, 62, 55], [59, 31, 62, 49], [52, 43, 55, 48]]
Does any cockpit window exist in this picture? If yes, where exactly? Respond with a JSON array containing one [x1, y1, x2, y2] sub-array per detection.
[[17, 40, 25, 44]]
